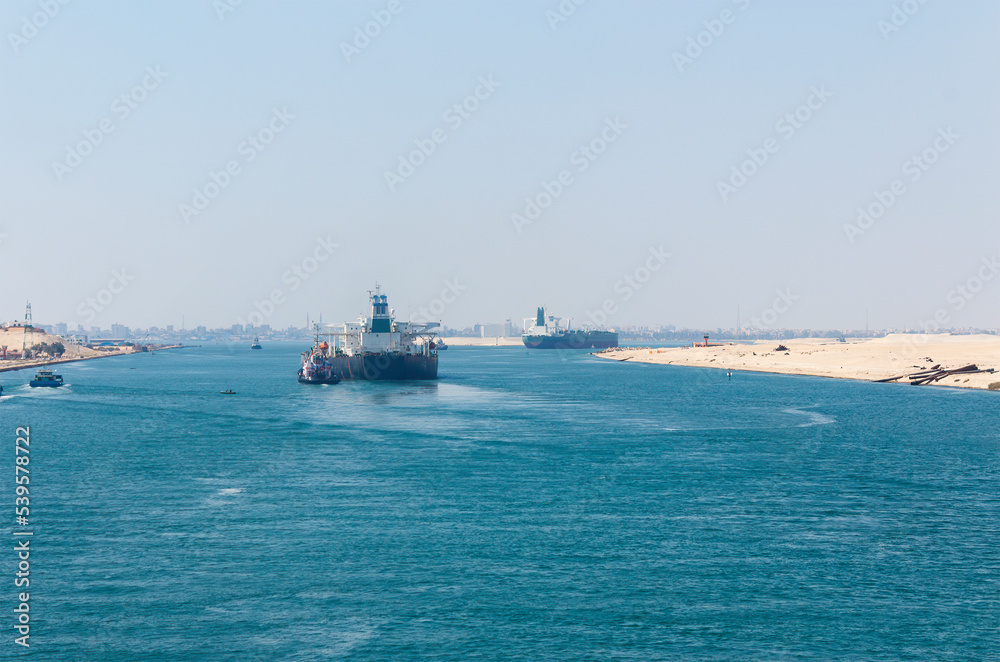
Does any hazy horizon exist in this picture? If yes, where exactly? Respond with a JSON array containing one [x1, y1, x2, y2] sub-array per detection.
[[3, 0, 998, 332]]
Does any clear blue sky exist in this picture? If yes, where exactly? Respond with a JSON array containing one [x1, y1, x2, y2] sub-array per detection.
[[2, 0, 997, 331]]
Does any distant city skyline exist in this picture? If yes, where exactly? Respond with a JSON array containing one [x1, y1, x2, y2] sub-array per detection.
[[18, 313, 999, 340], [2, 1, 997, 330]]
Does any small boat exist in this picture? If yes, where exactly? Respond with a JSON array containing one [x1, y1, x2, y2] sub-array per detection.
[[220, 389, 236, 395], [432, 339, 448, 350], [297, 351, 342, 384], [30, 369, 64, 388], [250, 336, 262, 350]]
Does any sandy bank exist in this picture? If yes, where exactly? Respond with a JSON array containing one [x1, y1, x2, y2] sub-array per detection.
[[0, 327, 187, 373], [0, 327, 127, 373], [0, 352, 128, 373], [0, 326, 102, 359], [594, 334, 1000, 390]]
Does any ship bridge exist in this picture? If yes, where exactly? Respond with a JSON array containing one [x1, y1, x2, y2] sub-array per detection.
[[313, 286, 439, 357], [523, 306, 571, 336]]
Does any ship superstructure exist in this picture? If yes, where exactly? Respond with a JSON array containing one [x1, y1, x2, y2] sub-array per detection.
[[299, 286, 439, 381], [522, 307, 618, 350]]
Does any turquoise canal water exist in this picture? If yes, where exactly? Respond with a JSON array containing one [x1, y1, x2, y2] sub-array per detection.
[[1, 343, 998, 660]]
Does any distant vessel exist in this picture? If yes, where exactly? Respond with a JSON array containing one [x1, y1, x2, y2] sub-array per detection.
[[299, 286, 439, 381], [250, 336, 262, 350], [220, 389, 236, 395], [522, 307, 618, 350], [433, 339, 448, 350], [29, 369, 64, 387]]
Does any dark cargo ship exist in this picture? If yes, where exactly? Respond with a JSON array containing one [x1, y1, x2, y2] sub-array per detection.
[[299, 287, 439, 381], [522, 307, 618, 350]]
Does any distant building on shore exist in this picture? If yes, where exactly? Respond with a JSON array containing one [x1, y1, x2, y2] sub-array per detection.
[[483, 323, 505, 337], [90, 338, 128, 346]]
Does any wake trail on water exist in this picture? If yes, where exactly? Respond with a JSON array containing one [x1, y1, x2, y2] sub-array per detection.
[[783, 407, 836, 427]]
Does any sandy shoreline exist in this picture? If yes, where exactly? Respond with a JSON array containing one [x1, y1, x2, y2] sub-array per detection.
[[0, 343, 186, 374], [594, 334, 1000, 391], [0, 352, 132, 374]]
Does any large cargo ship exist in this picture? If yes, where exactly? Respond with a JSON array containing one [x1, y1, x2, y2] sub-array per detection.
[[299, 287, 439, 381], [522, 307, 618, 350]]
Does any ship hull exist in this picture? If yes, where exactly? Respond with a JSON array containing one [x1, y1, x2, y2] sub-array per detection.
[[297, 363, 342, 384], [522, 331, 618, 350], [327, 354, 438, 380], [297, 374, 341, 385]]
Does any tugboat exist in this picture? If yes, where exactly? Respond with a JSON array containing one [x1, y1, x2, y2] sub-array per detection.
[[522, 307, 618, 349], [297, 346, 342, 384], [29, 369, 64, 387], [250, 336, 262, 350], [298, 286, 439, 381]]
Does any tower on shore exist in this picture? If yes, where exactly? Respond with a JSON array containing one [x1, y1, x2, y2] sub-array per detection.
[[22, 301, 32, 354]]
